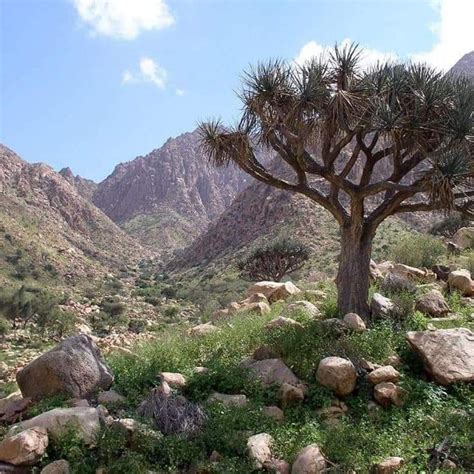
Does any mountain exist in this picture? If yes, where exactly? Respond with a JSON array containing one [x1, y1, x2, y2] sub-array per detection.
[[0, 144, 144, 290], [93, 130, 253, 254], [59, 167, 98, 201], [449, 51, 474, 78]]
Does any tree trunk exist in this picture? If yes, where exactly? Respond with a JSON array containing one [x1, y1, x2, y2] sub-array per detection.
[[336, 224, 374, 318]]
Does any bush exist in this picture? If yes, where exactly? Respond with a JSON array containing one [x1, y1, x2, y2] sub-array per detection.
[[389, 234, 445, 268], [101, 298, 126, 317], [430, 214, 471, 237], [0, 316, 9, 337], [91, 311, 129, 335]]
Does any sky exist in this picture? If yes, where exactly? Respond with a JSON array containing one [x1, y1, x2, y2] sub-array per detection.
[[1, 0, 473, 182]]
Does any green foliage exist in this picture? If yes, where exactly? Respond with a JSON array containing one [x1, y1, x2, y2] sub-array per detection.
[[389, 233, 446, 268], [0, 316, 9, 337], [430, 214, 471, 237], [91, 311, 129, 336]]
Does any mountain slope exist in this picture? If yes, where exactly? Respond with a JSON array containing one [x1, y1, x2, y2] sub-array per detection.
[[59, 167, 98, 201], [93, 130, 251, 253], [0, 144, 144, 290], [449, 51, 474, 78]]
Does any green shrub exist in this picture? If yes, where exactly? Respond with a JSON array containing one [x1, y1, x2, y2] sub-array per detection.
[[389, 233, 445, 268], [0, 316, 9, 337], [430, 214, 470, 237]]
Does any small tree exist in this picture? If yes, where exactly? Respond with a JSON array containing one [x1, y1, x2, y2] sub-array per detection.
[[238, 238, 310, 281], [199, 44, 474, 317]]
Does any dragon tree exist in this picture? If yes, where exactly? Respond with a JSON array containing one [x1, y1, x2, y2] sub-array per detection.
[[199, 44, 474, 317]]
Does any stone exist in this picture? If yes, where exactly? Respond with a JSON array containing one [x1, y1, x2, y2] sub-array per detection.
[[367, 366, 401, 384], [8, 407, 101, 445], [247, 281, 301, 303], [253, 345, 280, 360], [40, 460, 71, 474], [262, 406, 284, 422], [67, 398, 89, 408], [374, 456, 404, 473], [371, 293, 394, 318], [441, 459, 457, 470], [448, 270, 474, 296], [265, 458, 291, 474], [0, 395, 32, 424], [343, 313, 366, 332], [286, 301, 321, 319], [0, 427, 48, 465], [16, 335, 113, 400], [240, 301, 271, 315], [187, 323, 220, 337], [97, 390, 125, 405], [453, 226, 474, 250], [160, 372, 186, 388], [265, 317, 304, 331], [291, 444, 326, 473], [279, 383, 305, 407], [316, 357, 357, 396], [243, 358, 300, 387], [406, 328, 474, 385], [247, 433, 273, 469], [211, 309, 229, 321], [382, 272, 416, 294], [383, 355, 402, 368], [415, 290, 450, 317], [373, 383, 407, 408], [392, 263, 433, 281], [316, 400, 348, 421], [208, 392, 247, 407]]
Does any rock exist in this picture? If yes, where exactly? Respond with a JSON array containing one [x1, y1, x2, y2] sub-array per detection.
[[40, 460, 71, 474], [453, 226, 474, 249], [0, 395, 32, 424], [253, 345, 280, 360], [383, 355, 402, 368], [8, 407, 101, 445], [432, 264, 451, 281], [160, 372, 186, 388], [209, 450, 223, 463], [265, 317, 304, 331], [187, 323, 220, 337], [265, 458, 291, 474], [279, 383, 305, 407], [16, 335, 113, 400], [448, 270, 474, 296], [406, 328, 474, 384], [393, 263, 434, 281], [343, 313, 366, 332], [262, 406, 284, 422], [415, 290, 450, 317], [67, 398, 90, 408], [208, 392, 247, 407], [243, 358, 300, 387], [371, 293, 394, 318], [316, 357, 357, 396], [367, 366, 400, 384], [247, 433, 273, 469], [286, 301, 321, 319], [381, 272, 416, 294], [97, 390, 125, 405], [0, 427, 48, 465], [373, 383, 407, 408], [440, 459, 457, 470], [320, 318, 348, 335], [316, 400, 348, 421], [370, 260, 384, 281], [211, 308, 229, 321], [291, 444, 326, 473], [244, 293, 269, 305], [374, 456, 404, 473], [0, 392, 22, 413], [247, 281, 301, 303], [240, 301, 271, 315]]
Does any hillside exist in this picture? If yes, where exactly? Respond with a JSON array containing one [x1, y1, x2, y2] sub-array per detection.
[[93, 130, 253, 254], [449, 50, 474, 78], [0, 145, 145, 291]]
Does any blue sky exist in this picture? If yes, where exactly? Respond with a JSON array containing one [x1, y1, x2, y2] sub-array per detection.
[[1, 0, 473, 181]]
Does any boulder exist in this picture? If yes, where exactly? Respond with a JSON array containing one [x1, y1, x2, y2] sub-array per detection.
[[286, 301, 321, 319], [367, 366, 400, 384], [392, 263, 434, 281], [406, 328, 474, 384], [16, 335, 113, 400], [208, 392, 247, 407], [279, 383, 305, 407], [453, 226, 474, 250], [240, 301, 271, 315], [381, 272, 416, 294], [265, 317, 304, 331], [371, 293, 394, 318], [40, 460, 71, 474], [343, 313, 366, 332], [415, 290, 450, 317], [211, 308, 229, 321], [373, 382, 407, 408], [8, 407, 101, 445], [243, 358, 300, 387], [247, 281, 301, 303], [0, 427, 48, 465], [448, 270, 474, 296], [247, 433, 273, 469], [266, 458, 291, 474], [291, 444, 326, 473], [374, 456, 404, 473], [187, 323, 220, 337], [316, 357, 357, 396], [262, 406, 284, 422], [160, 372, 186, 388], [97, 390, 125, 405]]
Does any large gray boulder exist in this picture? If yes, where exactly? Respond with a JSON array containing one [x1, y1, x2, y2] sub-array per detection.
[[406, 328, 474, 385], [16, 335, 113, 400], [415, 290, 450, 317]]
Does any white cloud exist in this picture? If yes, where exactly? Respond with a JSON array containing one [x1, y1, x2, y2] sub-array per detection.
[[122, 57, 167, 89], [73, 0, 174, 40], [175, 88, 186, 96], [410, 0, 474, 70], [295, 38, 397, 70]]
